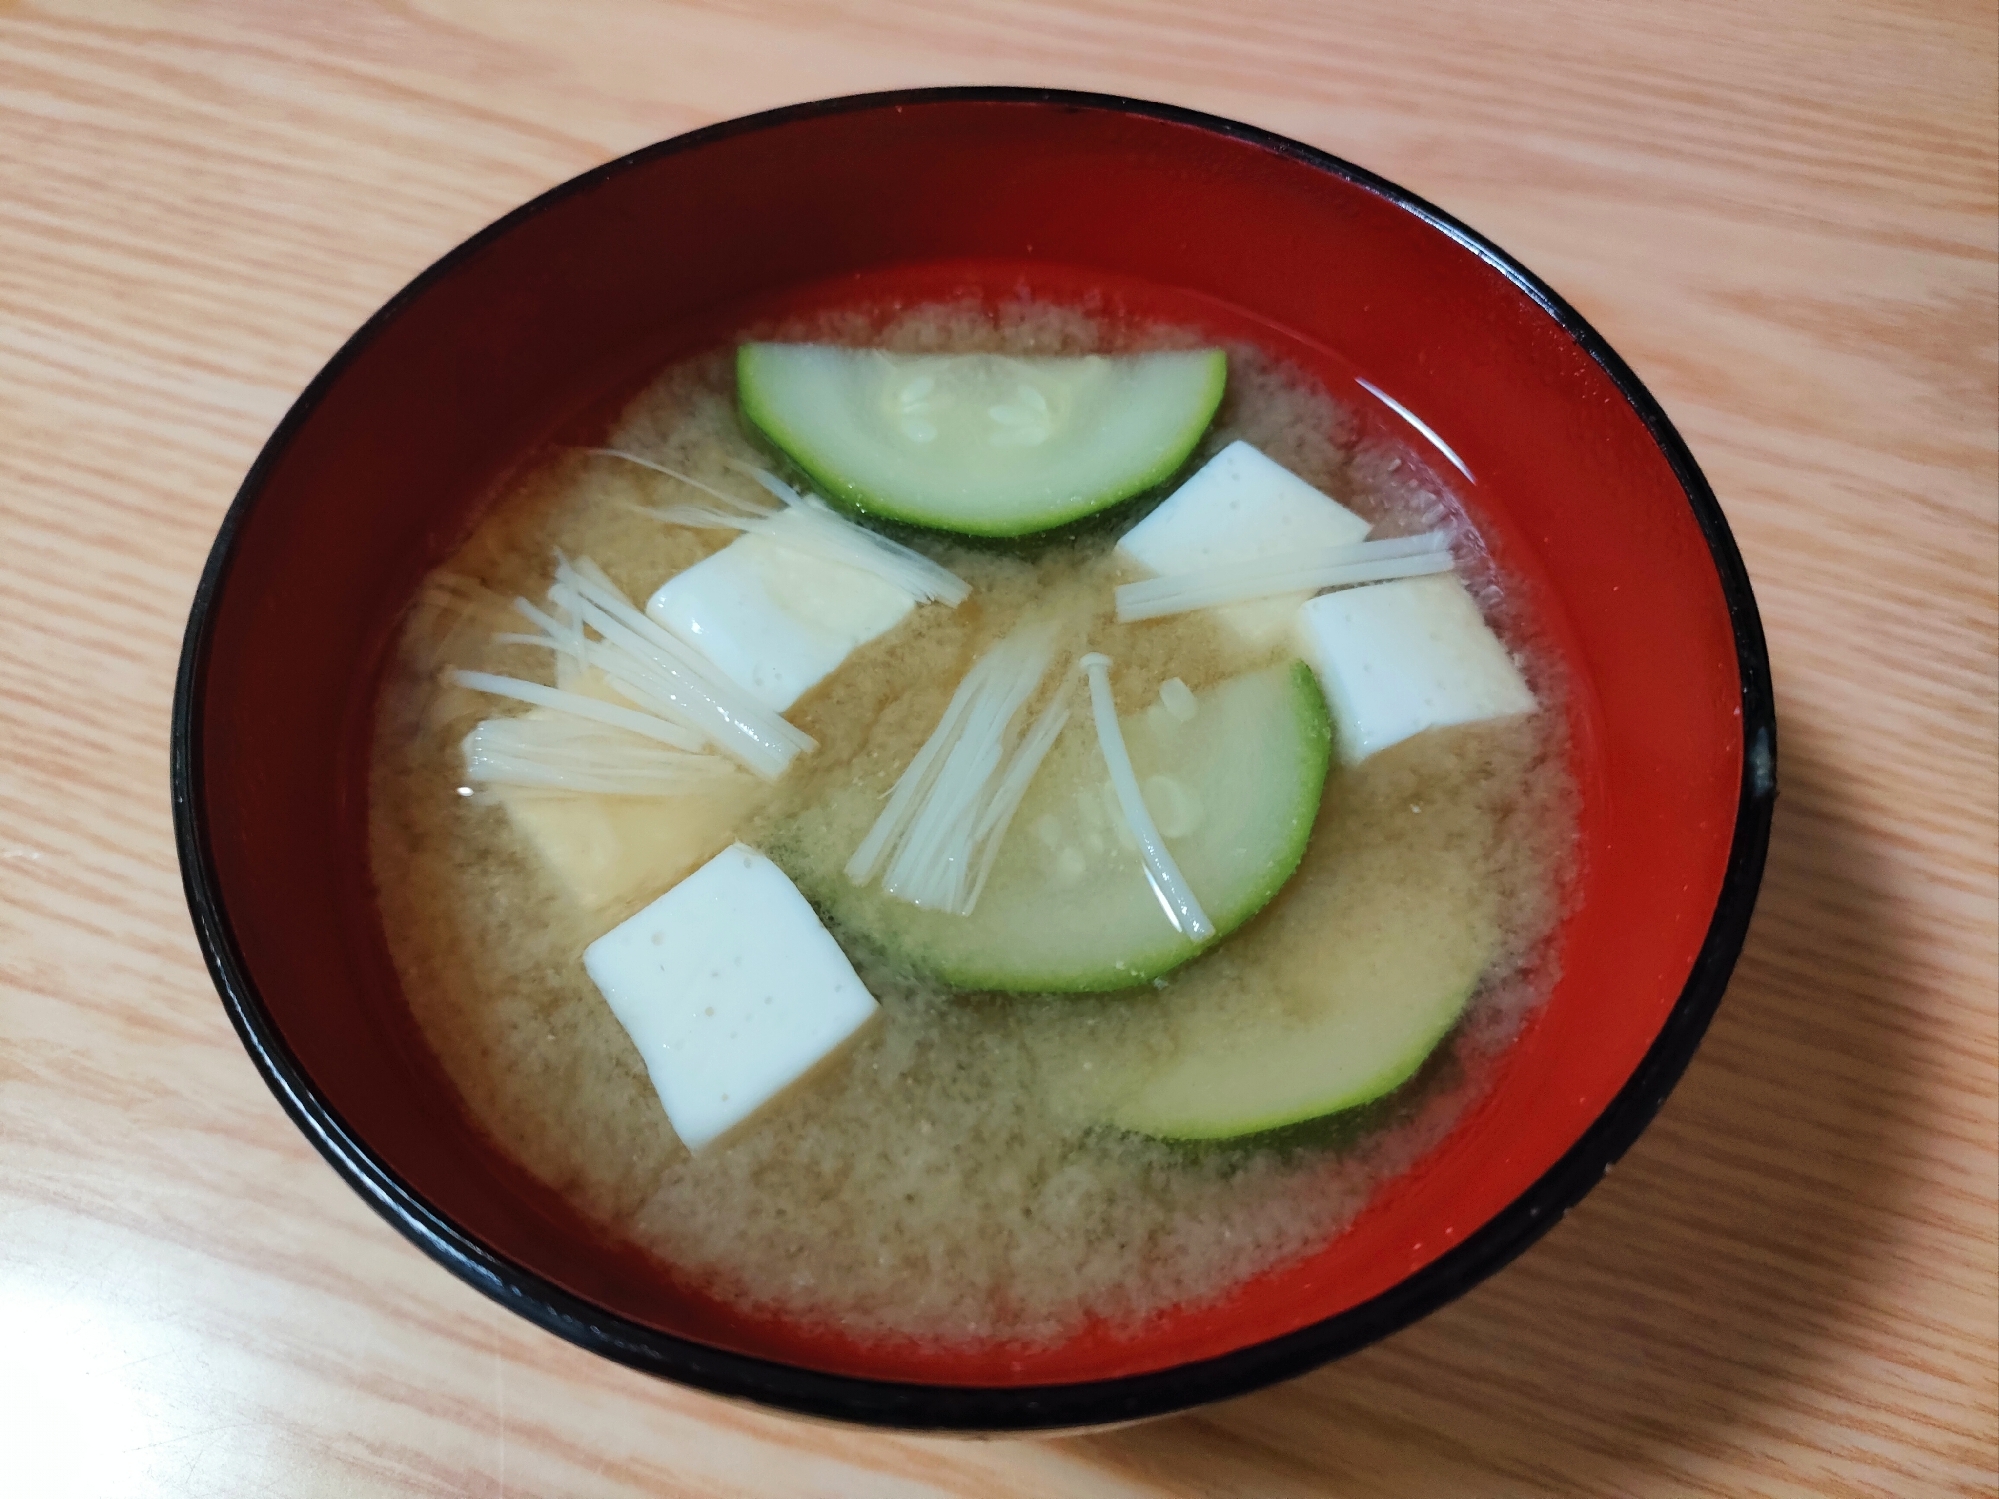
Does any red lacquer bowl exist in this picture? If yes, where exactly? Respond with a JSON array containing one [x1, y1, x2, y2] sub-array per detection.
[[173, 89, 1775, 1431]]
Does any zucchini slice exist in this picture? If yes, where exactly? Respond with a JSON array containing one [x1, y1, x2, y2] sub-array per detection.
[[1087, 875, 1494, 1140], [738, 344, 1226, 538], [1077, 733, 1503, 1140], [774, 662, 1331, 992]]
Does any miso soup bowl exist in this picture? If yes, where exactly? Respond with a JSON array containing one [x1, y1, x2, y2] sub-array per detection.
[[173, 88, 1775, 1433]]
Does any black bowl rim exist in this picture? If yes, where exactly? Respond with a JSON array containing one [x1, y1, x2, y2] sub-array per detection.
[[171, 84, 1777, 1434]]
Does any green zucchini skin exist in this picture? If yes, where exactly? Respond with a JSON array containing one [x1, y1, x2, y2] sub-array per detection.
[[737, 345, 1227, 539], [773, 662, 1333, 994]]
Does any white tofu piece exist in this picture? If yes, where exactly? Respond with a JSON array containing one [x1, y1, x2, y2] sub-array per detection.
[[1116, 440, 1371, 646], [1296, 573, 1537, 764], [645, 509, 915, 711], [481, 670, 767, 911], [495, 778, 760, 911], [582, 843, 878, 1152]]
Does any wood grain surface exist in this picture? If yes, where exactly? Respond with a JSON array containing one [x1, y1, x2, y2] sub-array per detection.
[[3, 2, 1995, 1494]]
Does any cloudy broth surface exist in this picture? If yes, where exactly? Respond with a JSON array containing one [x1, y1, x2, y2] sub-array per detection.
[[368, 302, 1577, 1347]]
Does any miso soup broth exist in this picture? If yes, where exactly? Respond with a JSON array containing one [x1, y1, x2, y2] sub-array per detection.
[[368, 301, 1577, 1347]]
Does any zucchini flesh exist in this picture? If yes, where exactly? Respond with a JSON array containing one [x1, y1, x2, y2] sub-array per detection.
[[738, 344, 1227, 538]]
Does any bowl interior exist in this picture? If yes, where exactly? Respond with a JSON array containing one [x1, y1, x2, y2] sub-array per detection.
[[190, 96, 1747, 1389]]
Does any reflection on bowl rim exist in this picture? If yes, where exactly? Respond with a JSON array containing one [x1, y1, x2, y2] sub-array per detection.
[[171, 86, 1776, 1434]]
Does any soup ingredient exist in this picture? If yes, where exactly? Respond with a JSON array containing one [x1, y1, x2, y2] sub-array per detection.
[[466, 554, 815, 779], [460, 715, 739, 796], [845, 621, 1069, 916], [647, 508, 932, 713], [1116, 440, 1370, 645], [460, 667, 771, 910], [1078, 651, 1213, 940], [778, 661, 1331, 992], [489, 779, 764, 910], [737, 344, 1227, 537], [600, 449, 971, 608], [602, 448, 972, 710], [1297, 573, 1536, 764], [1082, 823, 1498, 1140], [1113, 532, 1454, 623], [454, 672, 708, 752], [1157, 676, 1197, 722], [582, 843, 879, 1152]]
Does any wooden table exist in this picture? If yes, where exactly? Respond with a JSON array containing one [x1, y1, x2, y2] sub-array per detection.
[[5, 3, 1994, 1494]]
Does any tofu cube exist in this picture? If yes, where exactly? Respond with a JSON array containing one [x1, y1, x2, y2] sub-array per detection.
[[646, 509, 915, 711], [1117, 441, 1371, 646], [1296, 573, 1537, 764], [480, 671, 767, 911], [495, 777, 760, 911], [582, 843, 878, 1151]]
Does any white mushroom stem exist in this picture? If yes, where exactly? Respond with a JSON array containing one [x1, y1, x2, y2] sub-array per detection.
[[449, 671, 707, 751], [457, 553, 816, 781], [964, 690, 1071, 913], [590, 447, 970, 607], [1114, 532, 1455, 622], [844, 619, 1064, 916], [460, 717, 740, 796], [1077, 652, 1215, 941], [548, 555, 815, 778], [728, 462, 971, 608]]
